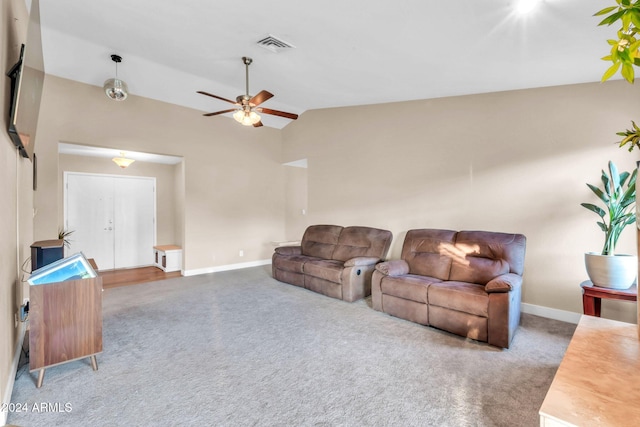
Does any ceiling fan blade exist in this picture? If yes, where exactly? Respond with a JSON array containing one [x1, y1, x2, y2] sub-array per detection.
[[257, 107, 298, 120], [197, 91, 237, 105], [253, 121, 264, 128], [250, 90, 274, 106], [203, 108, 237, 117]]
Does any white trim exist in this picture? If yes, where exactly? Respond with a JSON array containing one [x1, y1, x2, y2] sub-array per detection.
[[2, 321, 26, 426], [183, 259, 271, 277], [521, 303, 581, 324]]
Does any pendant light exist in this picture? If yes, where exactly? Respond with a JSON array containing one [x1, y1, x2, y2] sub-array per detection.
[[104, 54, 129, 101]]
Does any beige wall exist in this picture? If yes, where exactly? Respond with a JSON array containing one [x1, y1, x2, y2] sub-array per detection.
[[284, 165, 308, 240], [58, 154, 181, 248], [0, 0, 32, 416], [33, 75, 285, 272], [282, 80, 640, 323]]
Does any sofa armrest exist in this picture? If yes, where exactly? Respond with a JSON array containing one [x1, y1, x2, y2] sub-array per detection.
[[344, 256, 380, 267], [486, 273, 522, 293], [375, 260, 409, 276], [274, 246, 302, 256]]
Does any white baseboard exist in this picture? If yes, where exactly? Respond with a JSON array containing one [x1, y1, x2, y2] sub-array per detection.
[[521, 303, 581, 324], [2, 321, 26, 426], [183, 259, 271, 277]]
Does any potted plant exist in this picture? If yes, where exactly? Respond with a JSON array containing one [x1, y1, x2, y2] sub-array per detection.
[[58, 228, 74, 255], [581, 161, 637, 288]]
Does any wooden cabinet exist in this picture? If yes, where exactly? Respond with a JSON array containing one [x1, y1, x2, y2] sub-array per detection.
[[153, 245, 182, 272], [29, 276, 103, 387]]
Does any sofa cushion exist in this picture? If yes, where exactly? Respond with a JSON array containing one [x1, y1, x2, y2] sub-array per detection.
[[273, 254, 318, 274], [332, 226, 392, 262], [450, 231, 526, 281], [380, 274, 437, 303], [449, 256, 509, 286], [428, 281, 489, 317], [304, 259, 345, 283], [301, 225, 343, 259], [401, 229, 457, 280]]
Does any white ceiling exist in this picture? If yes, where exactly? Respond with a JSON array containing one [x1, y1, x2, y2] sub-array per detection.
[[35, 0, 615, 131]]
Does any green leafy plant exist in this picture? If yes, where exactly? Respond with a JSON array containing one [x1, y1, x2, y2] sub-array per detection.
[[617, 120, 640, 151], [595, 1, 640, 151], [581, 161, 637, 255], [595, 0, 640, 83], [58, 228, 74, 249]]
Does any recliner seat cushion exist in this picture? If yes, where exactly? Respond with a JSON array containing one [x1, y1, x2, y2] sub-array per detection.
[[428, 281, 489, 317], [273, 254, 318, 274], [304, 259, 344, 283], [380, 274, 438, 303]]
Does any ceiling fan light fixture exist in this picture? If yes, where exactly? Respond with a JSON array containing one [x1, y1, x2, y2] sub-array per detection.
[[112, 152, 135, 168], [234, 110, 261, 126], [198, 56, 297, 127], [104, 54, 128, 101]]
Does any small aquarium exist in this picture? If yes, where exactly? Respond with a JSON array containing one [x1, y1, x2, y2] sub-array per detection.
[[28, 252, 97, 285]]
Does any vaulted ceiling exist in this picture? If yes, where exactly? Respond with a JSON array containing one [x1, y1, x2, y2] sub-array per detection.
[[37, 0, 614, 129]]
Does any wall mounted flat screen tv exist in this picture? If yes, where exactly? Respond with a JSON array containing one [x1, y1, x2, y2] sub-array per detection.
[[6, 0, 44, 161]]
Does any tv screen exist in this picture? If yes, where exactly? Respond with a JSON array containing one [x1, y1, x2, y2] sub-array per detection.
[[6, 0, 44, 161]]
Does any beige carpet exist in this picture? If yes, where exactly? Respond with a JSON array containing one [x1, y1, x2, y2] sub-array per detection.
[[8, 265, 575, 426]]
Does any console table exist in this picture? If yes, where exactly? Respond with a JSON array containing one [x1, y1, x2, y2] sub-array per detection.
[[29, 276, 103, 388], [580, 280, 637, 317], [539, 315, 640, 426]]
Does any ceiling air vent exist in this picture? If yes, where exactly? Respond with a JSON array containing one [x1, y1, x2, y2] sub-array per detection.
[[256, 34, 295, 53]]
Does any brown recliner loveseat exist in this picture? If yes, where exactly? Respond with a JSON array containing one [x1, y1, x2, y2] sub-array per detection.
[[372, 229, 526, 348], [272, 225, 392, 302]]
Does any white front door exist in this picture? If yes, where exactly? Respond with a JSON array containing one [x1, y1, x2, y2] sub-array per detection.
[[65, 172, 156, 270]]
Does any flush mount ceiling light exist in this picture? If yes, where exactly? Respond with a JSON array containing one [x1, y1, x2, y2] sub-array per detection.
[[104, 54, 128, 101], [112, 152, 135, 168]]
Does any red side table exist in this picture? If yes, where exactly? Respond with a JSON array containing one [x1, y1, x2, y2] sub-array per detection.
[[580, 280, 638, 317]]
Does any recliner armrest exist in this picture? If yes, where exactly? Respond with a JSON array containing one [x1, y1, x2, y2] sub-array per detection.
[[486, 273, 522, 293], [274, 246, 302, 256], [344, 256, 380, 267], [375, 260, 409, 276]]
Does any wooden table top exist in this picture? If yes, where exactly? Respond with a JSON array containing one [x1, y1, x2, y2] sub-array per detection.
[[539, 315, 640, 426]]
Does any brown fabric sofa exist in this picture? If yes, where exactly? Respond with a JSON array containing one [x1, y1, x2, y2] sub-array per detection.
[[272, 225, 393, 302], [371, 229, 526, 348]]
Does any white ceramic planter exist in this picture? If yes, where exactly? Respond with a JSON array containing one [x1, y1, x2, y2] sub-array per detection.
[[585, 252, 638, 289]]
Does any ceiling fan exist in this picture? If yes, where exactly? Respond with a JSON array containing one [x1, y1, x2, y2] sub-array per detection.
[[197, 57, 298, 127]]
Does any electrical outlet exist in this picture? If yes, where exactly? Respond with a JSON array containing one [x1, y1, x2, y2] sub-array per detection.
[[239, 250, 244, 257], [14, 313, 18, 328]]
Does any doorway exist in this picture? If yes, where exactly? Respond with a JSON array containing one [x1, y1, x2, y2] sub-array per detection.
[[64, 172, 156, 270]]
